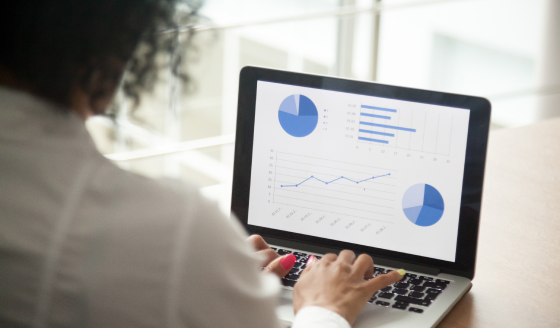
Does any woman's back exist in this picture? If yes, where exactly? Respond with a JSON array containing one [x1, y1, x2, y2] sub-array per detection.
[[0, 88, 281, 328]]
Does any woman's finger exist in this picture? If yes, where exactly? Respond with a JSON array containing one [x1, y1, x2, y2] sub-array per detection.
[[300, 252, 337, 277], [257, 248, 280, 266], [247, 234, 270, 251], [352, 254, 374, 279], [337, 250, 356, 264], [365, 269, 405, 293], [299, 255, 317, 278], [321, 253, 338, 262], [263, 254, 296, 278]]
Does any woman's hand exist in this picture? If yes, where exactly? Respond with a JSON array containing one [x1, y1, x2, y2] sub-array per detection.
[[293, 250, 405, 325], [247, 234, 296, 278]]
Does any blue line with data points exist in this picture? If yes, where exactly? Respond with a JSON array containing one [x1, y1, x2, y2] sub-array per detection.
[[280, 173, 391, 188]]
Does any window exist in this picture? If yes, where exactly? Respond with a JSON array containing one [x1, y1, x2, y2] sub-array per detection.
[[86, 0, 559, 209]]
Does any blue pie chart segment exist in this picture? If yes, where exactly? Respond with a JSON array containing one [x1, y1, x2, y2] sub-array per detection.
[[278, 94, 318, 137], [402, 184, 444, 227]]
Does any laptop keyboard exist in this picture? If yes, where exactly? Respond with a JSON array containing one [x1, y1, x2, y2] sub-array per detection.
[[272, 247, 452, 314]]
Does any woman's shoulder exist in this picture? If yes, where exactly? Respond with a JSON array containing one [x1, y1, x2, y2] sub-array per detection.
[[86, 157, 208, 224]]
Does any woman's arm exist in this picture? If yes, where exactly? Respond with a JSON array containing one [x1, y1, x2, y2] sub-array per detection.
[[174, 195, 284, 328]]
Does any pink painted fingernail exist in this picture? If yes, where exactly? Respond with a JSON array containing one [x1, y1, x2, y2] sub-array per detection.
[[280, 254, 297, 270], [306, 255, 316, 267]]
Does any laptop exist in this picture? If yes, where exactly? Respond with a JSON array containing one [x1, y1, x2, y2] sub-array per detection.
[[231, 66, 491, 327]]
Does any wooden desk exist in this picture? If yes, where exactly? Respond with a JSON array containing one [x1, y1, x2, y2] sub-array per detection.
[[438, 118, 560, 327]]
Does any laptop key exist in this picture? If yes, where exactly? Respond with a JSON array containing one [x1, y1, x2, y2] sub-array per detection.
[[378, 292, 395, 299], [287, 273, 299, 280], [409, 307, 424, 314], [410, 285, 425, 292], [409, 278, 423, 285], [436, 279, 451, 284], [394, 282, 410, 289], [409, 291, 425, 298], [375, 301, 390, 307], [392, 301, 408, 310], [395, 296, 431, 307], [425, 294, 438, 301], [393, 288, 408, 295], [423, 282, 446, 290], [368, 297, 377, 303], [426, 288, 442, 295], [281, 279, 296, 287], [381, 286, 392, 292]]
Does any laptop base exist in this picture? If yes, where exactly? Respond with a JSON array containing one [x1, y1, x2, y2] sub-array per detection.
[[273, 246, 472, 328]]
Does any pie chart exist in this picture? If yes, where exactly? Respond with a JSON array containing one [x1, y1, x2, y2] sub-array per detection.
[[402, 184, 445, 227], [278, 94, 318, 137]]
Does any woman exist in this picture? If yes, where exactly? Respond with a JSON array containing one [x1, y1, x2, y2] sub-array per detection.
[[0, 1, 404, 327]]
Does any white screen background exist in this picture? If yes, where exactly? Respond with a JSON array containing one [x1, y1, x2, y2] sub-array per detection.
[[248, 81, 470, 262]]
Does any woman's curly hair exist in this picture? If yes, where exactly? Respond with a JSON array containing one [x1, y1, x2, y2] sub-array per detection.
[[0, 0, 201, 113]]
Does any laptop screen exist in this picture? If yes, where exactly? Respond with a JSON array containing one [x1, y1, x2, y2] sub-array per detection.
[[247, 80, 471, 262]]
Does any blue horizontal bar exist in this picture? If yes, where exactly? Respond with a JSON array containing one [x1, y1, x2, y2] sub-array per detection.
[[360, 113, 391, 120], [359, 121, 416, 132], [361, 105, 397, 113], [358, 136, 389, 144], [359, 129, 394, 137]]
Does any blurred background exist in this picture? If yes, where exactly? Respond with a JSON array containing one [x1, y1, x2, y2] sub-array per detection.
[[87, 0, 560, 212]]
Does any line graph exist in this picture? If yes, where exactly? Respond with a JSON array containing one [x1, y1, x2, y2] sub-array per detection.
[[272, 151, 397, 220], [280, 173, 390, 188]]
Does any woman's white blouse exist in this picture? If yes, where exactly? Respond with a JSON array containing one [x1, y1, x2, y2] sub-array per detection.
[[0, 88, 350, 328]]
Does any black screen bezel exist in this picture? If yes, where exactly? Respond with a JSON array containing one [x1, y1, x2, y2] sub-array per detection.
[[231, 66, 490, 280]]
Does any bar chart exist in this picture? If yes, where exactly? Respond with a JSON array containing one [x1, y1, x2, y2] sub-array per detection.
[[357, 103, 454, 156]]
